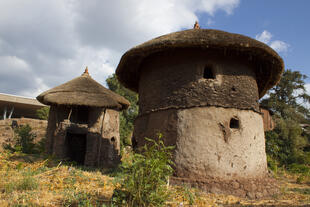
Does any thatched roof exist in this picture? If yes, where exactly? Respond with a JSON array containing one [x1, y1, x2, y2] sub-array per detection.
[[116, 29, 284, 98], [37, 69, 130, 110]]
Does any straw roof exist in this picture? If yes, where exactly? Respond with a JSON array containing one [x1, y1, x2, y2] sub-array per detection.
[[37, 69, 130, 110], [116, 29, 284, 98]]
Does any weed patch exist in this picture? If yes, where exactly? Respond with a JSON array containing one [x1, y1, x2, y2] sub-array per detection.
[[112, 134, 174, 207]]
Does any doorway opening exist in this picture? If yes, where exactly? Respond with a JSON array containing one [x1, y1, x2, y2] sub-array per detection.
[[203, 65, 215, 79], [65, 132, 87, 165]]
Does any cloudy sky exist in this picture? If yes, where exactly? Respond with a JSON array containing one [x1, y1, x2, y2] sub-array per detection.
[[0, 0, 309, 97]]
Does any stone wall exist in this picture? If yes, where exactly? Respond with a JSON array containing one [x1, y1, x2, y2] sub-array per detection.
[[0, 118, 47, 151]]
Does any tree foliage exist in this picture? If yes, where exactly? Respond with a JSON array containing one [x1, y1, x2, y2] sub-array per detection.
[[262, 69, 310, 167], [261, 69, 310, 122], [36, 106, 50, 120], [106, 74, 138, 148]]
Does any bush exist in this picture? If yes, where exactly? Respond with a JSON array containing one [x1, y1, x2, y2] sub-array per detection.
[[36, 106, 50, 120], [112, 134, 174, 207], [3, 124, 37, 154], [287, 163, 310, 174], [267, 155, 279, 173], [265, 117, 308, 166]]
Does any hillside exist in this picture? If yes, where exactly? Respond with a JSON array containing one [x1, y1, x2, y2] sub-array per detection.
[[0, 152, 309, 207]]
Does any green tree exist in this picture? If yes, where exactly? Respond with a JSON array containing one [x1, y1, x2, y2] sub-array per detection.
[[261, 69, 310, 122], [106, 74, 138, 148], [261, 69, 310, 166], [36, 106, 50, 120]]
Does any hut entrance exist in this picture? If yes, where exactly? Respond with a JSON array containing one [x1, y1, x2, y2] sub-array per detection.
[[65, 132, 87, 165]]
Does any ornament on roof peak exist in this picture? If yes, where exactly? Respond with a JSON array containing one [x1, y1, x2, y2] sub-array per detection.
[[83, 66, 89, 75], [193, 21, 200, 29]]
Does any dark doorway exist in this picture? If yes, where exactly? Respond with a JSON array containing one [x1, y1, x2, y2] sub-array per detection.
[[66, 132, 87, 165], [203, 65, 215, 79]]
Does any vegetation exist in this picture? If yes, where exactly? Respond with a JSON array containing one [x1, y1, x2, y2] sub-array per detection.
[[0, 151, 309, 206], [3, 124, 38, 154], [106, 74, 138, 149], [112, 135, 174, 207], [262, 69, 310, 175], [36, 106, 50, 120]]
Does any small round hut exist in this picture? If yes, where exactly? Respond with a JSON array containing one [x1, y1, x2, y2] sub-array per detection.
[[116, 26, 284, 197], [37, 68, 129, 167]]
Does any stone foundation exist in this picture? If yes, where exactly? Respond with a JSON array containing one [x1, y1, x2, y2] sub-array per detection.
[[170, 175, 279, 199]]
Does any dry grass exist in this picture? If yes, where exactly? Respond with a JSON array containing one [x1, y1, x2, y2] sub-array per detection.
[[0, 152, 112, 206], [0, 151, 309, 207]]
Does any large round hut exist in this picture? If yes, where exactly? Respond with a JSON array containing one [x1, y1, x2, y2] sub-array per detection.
[[37, 68, 129, 167], [116, 25, 284, 197]]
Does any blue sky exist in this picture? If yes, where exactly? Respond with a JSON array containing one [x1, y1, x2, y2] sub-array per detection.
[[198, 0, 310, 78], [0, 0, 309, 97]]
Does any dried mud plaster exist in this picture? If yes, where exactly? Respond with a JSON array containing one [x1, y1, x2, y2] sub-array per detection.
[[138, 50, 260, 115]]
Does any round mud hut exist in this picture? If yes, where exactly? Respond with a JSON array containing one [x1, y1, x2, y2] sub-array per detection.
[[37, 69, 129, 167], [116, 26, 284, 197]]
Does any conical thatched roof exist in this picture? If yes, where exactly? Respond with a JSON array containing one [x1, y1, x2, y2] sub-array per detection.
[[37, 69, 130, 110], [116, 29, 284, 98]]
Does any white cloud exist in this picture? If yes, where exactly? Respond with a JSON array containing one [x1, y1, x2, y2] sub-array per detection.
[[0, 56, 30, 74], [270, 40, 290, 53], [255, 30, 272, 44], [305, 84, 310, 95], [20, 77, 49, 98], [255, 30, 289, 54], [0, 0, 240, 97], [197, 0, 239, 15]]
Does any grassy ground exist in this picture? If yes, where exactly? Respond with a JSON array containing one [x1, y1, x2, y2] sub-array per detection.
[[0, 151, 309, 207]]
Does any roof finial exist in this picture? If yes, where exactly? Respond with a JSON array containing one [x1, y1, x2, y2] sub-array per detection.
[[83, 66, 89, 75], [193, 21, 200, 29]]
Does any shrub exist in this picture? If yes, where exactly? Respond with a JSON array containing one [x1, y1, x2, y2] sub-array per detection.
[[265, 117, 308, 166], [36, 106, 50, 120], [3, 124, 37, 154], [287, 163, 310, 174], [267, 155, 279, 173], [112, 134, 174, 207]]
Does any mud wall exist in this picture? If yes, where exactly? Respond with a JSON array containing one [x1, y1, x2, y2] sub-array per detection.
[[138, 49, 260, 115], [46, 105, 120, 167], [175, 107, 267, 180], [134, 107, 267, 180]]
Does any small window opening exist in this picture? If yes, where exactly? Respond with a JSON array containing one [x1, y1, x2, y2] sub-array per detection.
[[229, 118, 240, 129], [70, 106, 89, 124], [111, 137, 116, 143], [203, 66, 215, 79]]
